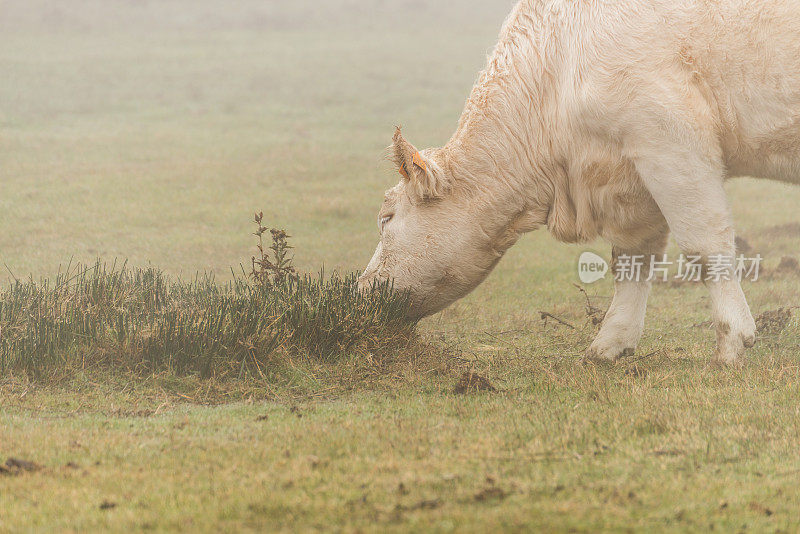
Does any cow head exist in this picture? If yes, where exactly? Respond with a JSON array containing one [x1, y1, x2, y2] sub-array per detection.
[[358, 128, 537, 319]]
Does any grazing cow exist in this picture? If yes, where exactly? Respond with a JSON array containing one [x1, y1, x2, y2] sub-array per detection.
[[359, 0, 800, 364]]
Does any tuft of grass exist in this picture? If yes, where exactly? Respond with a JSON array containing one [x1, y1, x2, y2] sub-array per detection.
[[0, 227, 414, 380]]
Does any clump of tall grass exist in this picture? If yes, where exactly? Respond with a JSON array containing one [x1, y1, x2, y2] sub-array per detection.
[[0, 216, 414, 379]]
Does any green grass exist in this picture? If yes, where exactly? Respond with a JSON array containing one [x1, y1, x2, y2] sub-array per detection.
[[3, 0, 800, 532], [0, 218, 413, 378], [0, 258, 413, 378]]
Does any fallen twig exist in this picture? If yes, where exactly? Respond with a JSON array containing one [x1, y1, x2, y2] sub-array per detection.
[[539, 311, 575, 329]]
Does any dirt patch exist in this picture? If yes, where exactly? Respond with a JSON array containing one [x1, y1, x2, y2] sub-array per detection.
[[760, 222, 800, 238], [775, 256, 800, 274], [652, 449, 685, 457], [395, 498, 442, 512], [624, 365, 648, 378], [474, 486, 508, 502], [0, 457, 43, 476], [453, 371, 497, 394], [99, 500, 117, 510], [109, 408, 155, 418], [755, 308, 793, 335], [748, 501, 773, 516]]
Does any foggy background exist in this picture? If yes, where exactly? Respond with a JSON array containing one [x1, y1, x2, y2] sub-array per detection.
[[1, 0, 516, 280]]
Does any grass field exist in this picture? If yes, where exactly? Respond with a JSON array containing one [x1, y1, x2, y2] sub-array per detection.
[[3, 0, 800, 531]]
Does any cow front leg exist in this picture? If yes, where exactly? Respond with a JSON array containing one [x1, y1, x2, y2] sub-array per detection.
[[586, 237, 667, 362], [634, 142, 756, 364]]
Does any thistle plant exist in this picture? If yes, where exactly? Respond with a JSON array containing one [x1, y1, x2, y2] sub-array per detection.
[[251, 212, 297, 285]]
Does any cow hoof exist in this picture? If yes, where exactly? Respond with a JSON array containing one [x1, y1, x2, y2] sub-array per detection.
[[712, 339, 749, 367], [584, 344, 634, 364], [711, 349, 744, 367], [713, 318, 756, 366], [742, 331, 757, 349]]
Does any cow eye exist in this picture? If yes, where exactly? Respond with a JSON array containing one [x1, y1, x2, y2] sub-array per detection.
[[379, 214, 393, 233]]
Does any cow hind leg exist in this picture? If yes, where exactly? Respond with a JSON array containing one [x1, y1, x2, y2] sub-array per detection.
[[633, 135, 757, 364]]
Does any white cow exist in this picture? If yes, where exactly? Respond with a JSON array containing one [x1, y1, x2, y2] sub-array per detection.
[[359, 0, 800, 364]]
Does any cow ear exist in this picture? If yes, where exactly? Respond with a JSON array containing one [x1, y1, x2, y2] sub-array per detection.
[[391, 127, 449, 199]]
